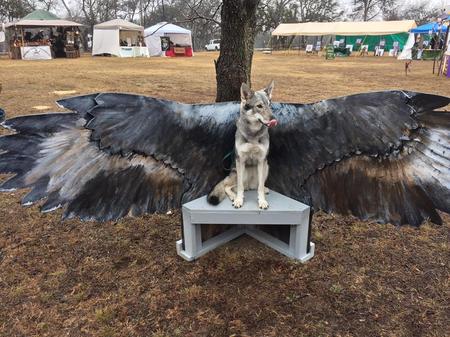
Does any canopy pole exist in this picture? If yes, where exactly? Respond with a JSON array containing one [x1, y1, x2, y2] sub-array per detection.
[[437, 24, 449, 76], [359, 35, 368, 55]]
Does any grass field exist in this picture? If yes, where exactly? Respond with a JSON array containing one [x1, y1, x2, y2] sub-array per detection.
[[0, 52, 449, 337]]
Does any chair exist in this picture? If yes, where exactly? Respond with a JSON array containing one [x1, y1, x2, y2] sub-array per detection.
[[392, 41, 400, 57], [346, 44, 354, 53], [355, 38, 362, 51], [375, 40, 386, 56], [305, 44, 313, 55], [314, 41, 321, 54]]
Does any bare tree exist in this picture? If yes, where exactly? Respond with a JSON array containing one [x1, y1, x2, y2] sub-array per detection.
[[352, 0, 394, 21], [258, 0, 296, 32], [0, 0, 35, 21], [384, 1, 441, 25], [296, 0, 343, 22], [36, 0, 57, 11], [258, 0, 342, 33], [60, 0, 73, 18]]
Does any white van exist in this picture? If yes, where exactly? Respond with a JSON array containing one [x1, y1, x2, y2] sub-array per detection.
[[205, 39, 220, 51]]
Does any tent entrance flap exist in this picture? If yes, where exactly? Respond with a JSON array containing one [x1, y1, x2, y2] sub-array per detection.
[[92, 28, 120, 56]]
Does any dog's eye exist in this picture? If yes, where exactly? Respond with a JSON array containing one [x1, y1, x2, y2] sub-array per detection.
[[244, 104, 251, 110], [256, 104, 263, 109]]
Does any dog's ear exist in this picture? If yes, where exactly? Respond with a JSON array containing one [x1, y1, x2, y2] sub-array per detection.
[[264, 80, 275, 100], [240, 83, 253, 101]]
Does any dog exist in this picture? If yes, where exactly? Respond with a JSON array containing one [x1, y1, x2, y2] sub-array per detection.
[[207, 81, 277, 209]]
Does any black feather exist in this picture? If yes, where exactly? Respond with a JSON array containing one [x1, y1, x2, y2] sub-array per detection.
[[22, 176, 50, 206], [41, 192, 64, 213], [64, 165, 183, 221], [0, 134, 43, 156], [0, 153, 34, 175], [2, 113, 80, 134], [405, 91, 450, 113], [57, 94, 99, 118]]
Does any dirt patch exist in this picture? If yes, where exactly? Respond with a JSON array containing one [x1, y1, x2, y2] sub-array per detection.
[[0, 52, 449, 337]]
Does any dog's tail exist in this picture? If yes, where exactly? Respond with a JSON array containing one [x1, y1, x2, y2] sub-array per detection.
[[207, 179, 227, 205]]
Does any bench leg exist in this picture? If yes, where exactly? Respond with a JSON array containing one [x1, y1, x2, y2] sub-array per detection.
[[177, 212, 245, 262], [289, 221, 315, 262], [176, 211, 202, 261]]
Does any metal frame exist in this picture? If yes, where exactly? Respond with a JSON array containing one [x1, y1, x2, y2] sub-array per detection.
[[176, 190, 315, 262]]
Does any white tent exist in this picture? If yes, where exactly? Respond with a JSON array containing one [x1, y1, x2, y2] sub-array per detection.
[[144, 22, 193, 56], [92, 19, 148, 57]]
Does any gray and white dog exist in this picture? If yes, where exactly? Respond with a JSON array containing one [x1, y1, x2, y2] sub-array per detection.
[[207, 81, 277, 209]]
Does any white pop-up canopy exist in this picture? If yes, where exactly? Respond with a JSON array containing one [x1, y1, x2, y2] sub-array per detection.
[[272, 20, 417, 36], [144, 22, 192, 56], [92, 19, 145, 57]]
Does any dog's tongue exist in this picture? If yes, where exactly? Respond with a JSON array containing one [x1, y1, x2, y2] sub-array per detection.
[[267, 119, 278, 128]]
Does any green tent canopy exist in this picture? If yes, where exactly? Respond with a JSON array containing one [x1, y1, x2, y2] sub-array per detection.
[[22, 9, 60, 20], [5, 9, 83, 27], [335, 33, 409, 52]]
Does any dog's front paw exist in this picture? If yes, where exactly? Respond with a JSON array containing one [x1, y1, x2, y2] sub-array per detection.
[[233, 197, 243, 208], [258, 199, 269, 209]]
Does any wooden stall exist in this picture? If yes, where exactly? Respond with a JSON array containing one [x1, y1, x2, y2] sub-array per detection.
[[5, 10, 83, 60]]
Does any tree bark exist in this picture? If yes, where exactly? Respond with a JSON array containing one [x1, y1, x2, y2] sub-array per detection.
[[215, 0, 260, 102]]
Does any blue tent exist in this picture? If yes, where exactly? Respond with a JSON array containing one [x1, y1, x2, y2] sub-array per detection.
[[411, 18, 449, 34]]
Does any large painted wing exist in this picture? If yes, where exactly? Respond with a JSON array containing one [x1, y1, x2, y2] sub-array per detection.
[[268, 91, 450, 226], [0, 93, 238, 221]]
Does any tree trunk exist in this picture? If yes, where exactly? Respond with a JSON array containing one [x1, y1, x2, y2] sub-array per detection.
[[215, 0, 260, 102]]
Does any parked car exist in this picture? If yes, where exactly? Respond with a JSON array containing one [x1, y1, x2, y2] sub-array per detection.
[[205, 39, 220, 51]]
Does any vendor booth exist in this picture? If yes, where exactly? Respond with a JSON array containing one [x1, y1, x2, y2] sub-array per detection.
[[92, 19, 148, 57], [272, 20, 416, 56], [399, 17, 450, 61], [411, 17, 449, 60], [144, 22, 193, 57], [5, 10, 83, 60]]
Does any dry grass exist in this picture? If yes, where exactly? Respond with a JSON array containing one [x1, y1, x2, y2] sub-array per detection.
[[0, 52, 449, 337]]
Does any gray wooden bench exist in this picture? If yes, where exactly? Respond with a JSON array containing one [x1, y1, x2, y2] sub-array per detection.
[[176, 190, 315, 262]]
